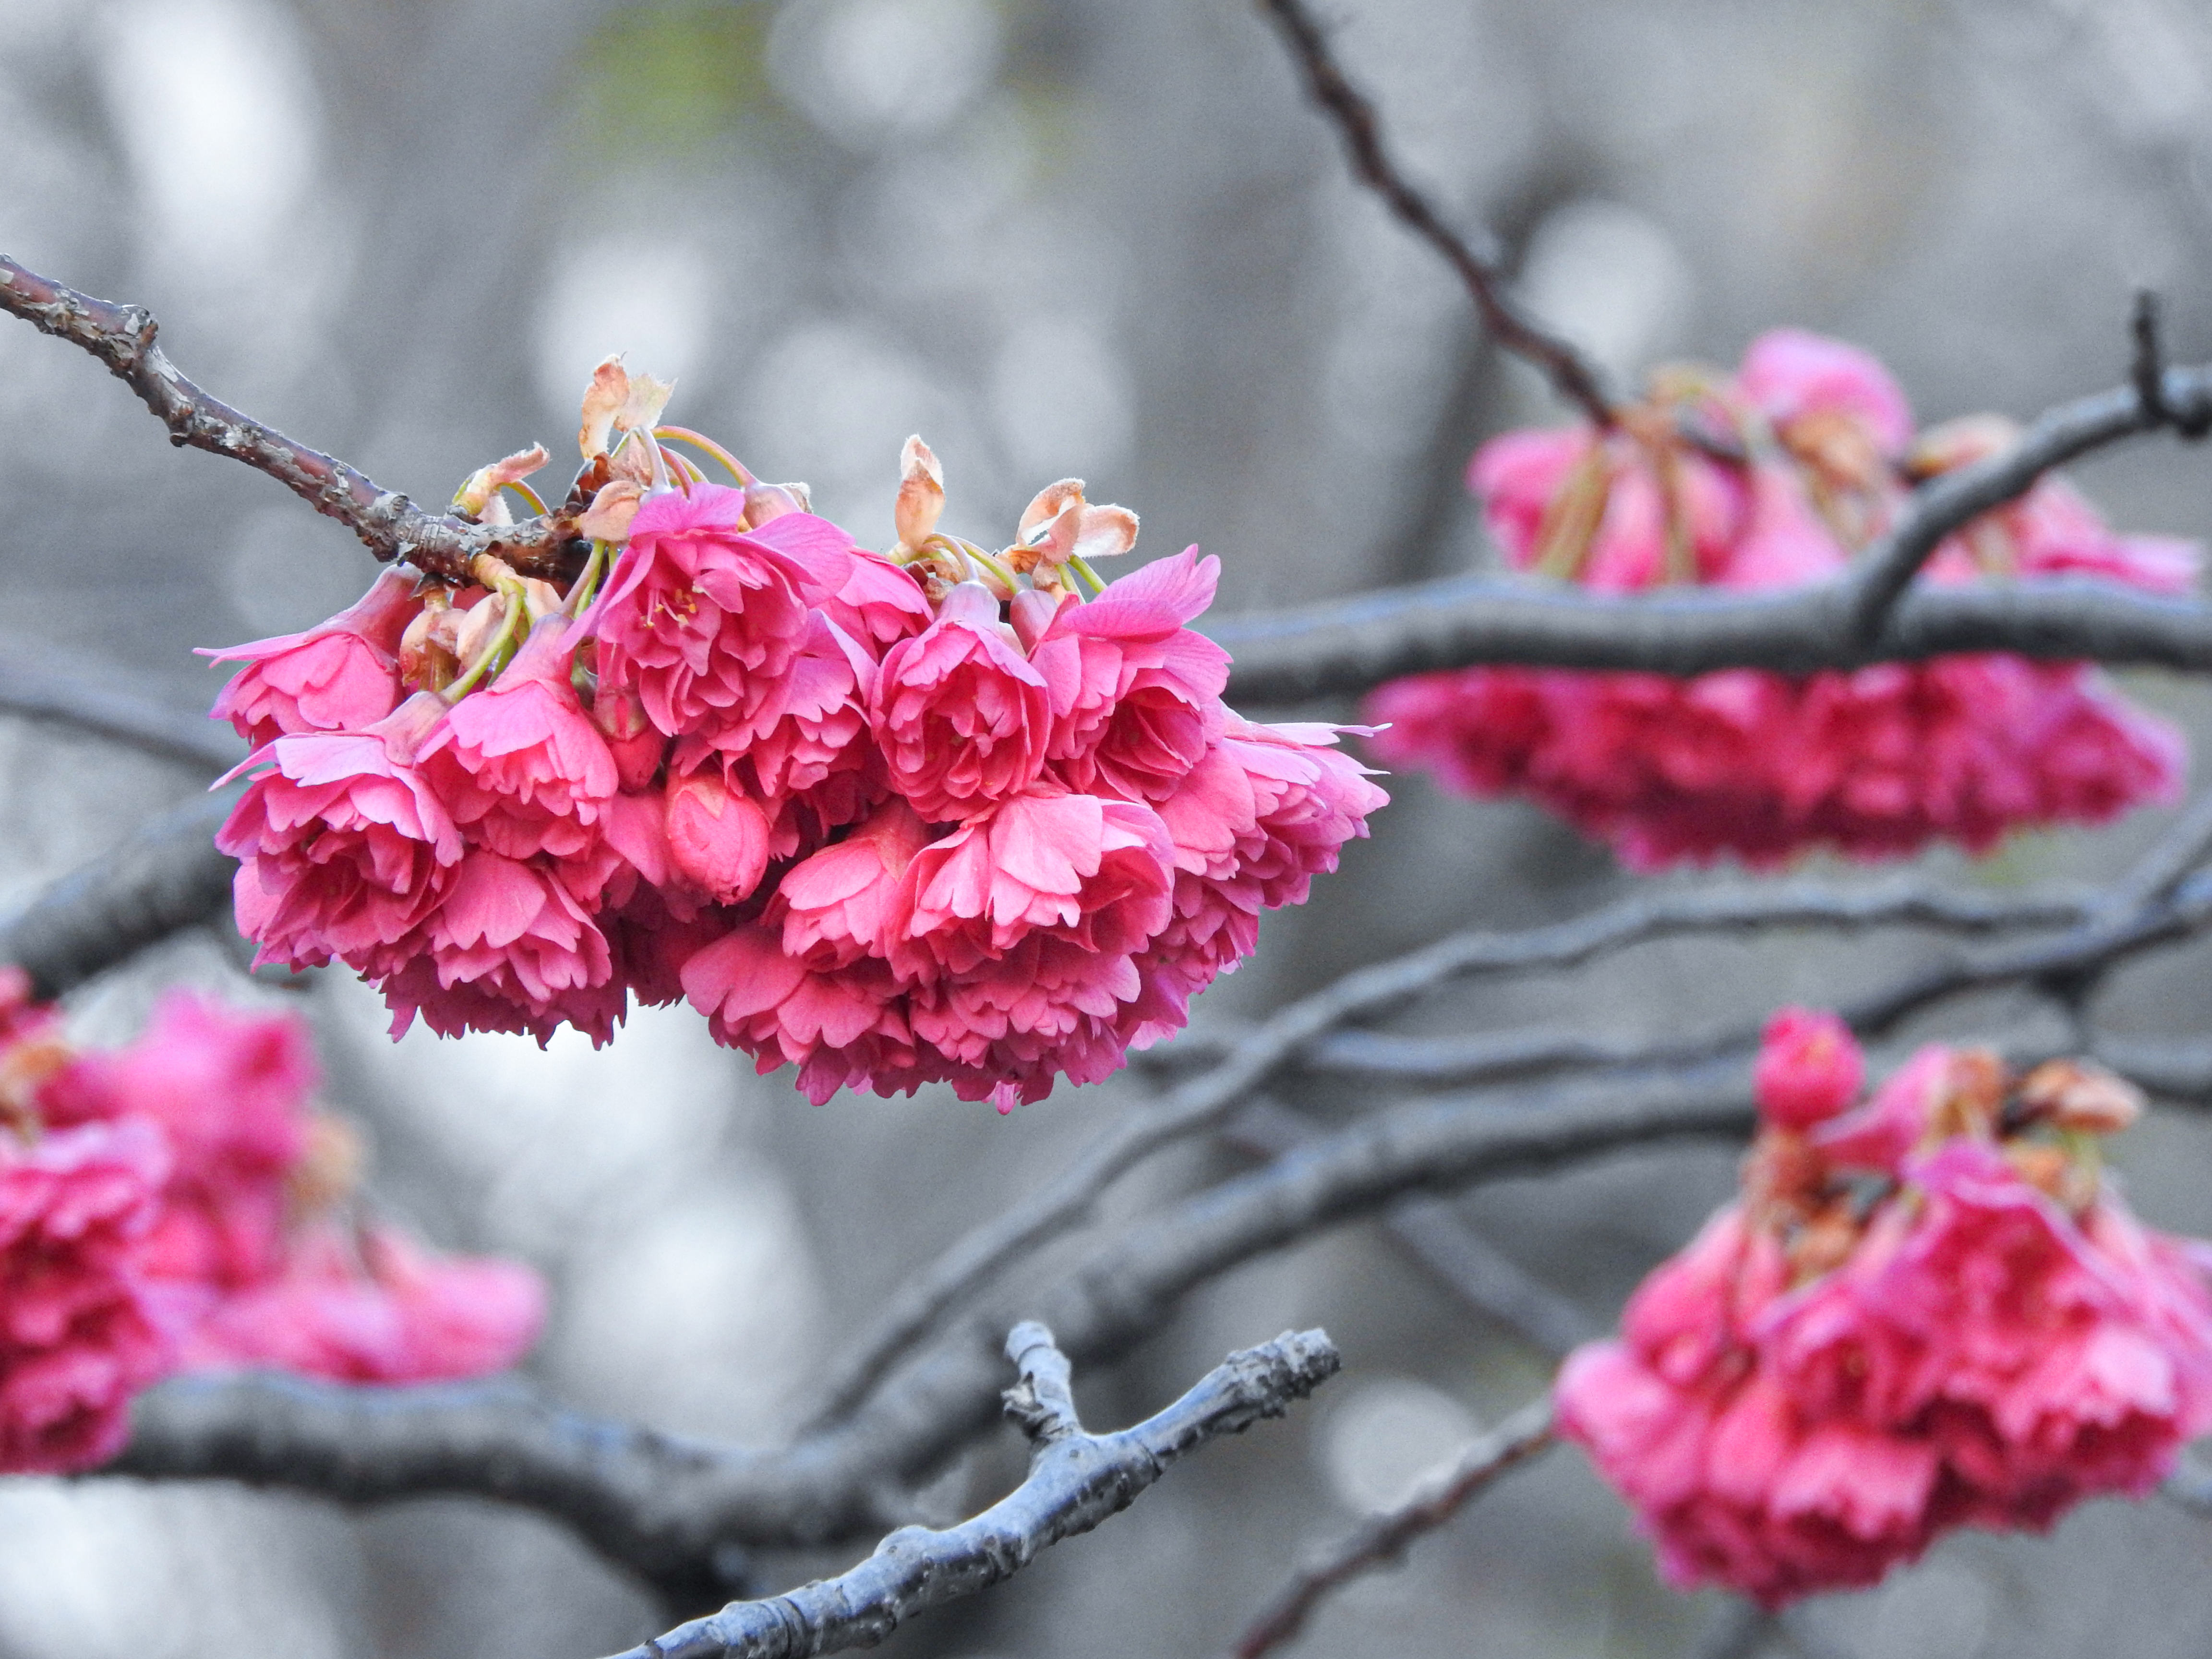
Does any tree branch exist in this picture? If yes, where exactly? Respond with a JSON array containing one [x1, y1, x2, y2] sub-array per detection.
[[608, 1324, 1338, 1659], [1227, 1395, 1555, 1659], [0, 657, 242, 772], [0, 790, 241, 998], [806, 868, 2097, 1425], [1254, 0, 1615, 427], [0, 257, 588, 584], [1214, 357, 2212, 706]]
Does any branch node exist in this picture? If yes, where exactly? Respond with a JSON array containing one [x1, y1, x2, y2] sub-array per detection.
[[1001, 1321, 1083, 1445]]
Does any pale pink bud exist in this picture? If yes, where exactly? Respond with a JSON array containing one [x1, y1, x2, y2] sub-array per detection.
[[578, 479, 646, 542], [453, 445, 551, 521], [742, 482, 808, 529], [666, 770, 771, 904], [895, 435, 945, 550], [2014, 1059, 2143, 1135], [578, 356, 629, 460]]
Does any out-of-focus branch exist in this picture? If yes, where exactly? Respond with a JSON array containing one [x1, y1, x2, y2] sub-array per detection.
[[0, 658, 242, 772], [1227, 1097, 1602, 1355], [1215, 358, 2212, 705], [810, 871, 2095, 1423], [608, 1324, 1338, 1659], [1844, 366, 2212, 641], [108, 1068, 1751, 1561], [0, 257, 587, 584], [1255, 0, 1614, 427], [0, 790, 240, 998], [1227, 1396, 1555, 1659]]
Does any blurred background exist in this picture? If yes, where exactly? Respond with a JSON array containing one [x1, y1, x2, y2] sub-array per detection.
[[7, 0, 2212, 1655]]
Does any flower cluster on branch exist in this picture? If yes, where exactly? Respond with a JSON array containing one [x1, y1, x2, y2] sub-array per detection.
[[209, 383, 1384, 1108], [0, 977, 538, 1473], [1370, 331, 2193, 868]]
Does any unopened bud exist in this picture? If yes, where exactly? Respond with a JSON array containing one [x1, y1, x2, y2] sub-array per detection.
[[2015, 1059, 2143, 1136], [742, 482, 807, 529], [666, 770, 771, 903], [591, 683, 667, 791], [1010, 587, 1071, 651], [895, 435, 946, 551]]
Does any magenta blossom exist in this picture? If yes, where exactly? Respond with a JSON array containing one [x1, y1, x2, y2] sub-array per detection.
[[0, 1119, 171, 1473], [871, 582, 1053, 823], [1754, 1008, 1863, 1132], [418, 614, 619, 860], [179, 1223, 544, 1384], [593, 482, 817, 742], [220, 693, 463, 974], [1031, 547, 1231, 803], [1556, 1032, 2212, 1607], [203, 568, 420, 747]]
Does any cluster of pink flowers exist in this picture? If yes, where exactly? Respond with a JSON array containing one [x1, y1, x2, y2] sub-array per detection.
[[0, 975, 542, 1472], [211, 383, 1384, 1109], [1556, 1007, 2212, 1605], [1368, 331, 2194, 869]]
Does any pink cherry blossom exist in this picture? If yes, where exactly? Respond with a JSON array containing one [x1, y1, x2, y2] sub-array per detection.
[[1558, 1035, 2212, 1607], [220, 693, 463, 974], [1374, 329, 2192, 870], [593, 482, 816, 741], [178, 1223, 544, 1384], [663, 765, 773, 905], [1031, 548, 1231, 802], [1754, 1008, 1864, 1132], [870, 582, 1053, 823], [40, 993, 314, 1290], [381, 851, 620, 1046], [202, 568, 420, 747], [0, 1119, 171, 1473], [417, 614, 619, 860], [889, 790, 1176, 1106]]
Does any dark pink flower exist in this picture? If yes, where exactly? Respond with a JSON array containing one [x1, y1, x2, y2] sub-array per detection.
[[592, 482, 816, 741], [739, 511, 933, 648], [0, 1119, 171, 1473], [682, 924, 934, 1106], [417, 614, 619, 860], [1558, 1038, 2212, 1607], [871, 582, 1052, 823], [664, 765, 773, 906], [178, 1223, 544, 1383], [888, 790, 1176, 1107], [1754, 1008, 1863, 1132], [1031, 547, 1231, 803], [219, 693, 463, 974], [1736, 327, 1914, 458], [381, 851, 620, 1046], [202, 569, 421, 747], [40, 994, 314, 1291]]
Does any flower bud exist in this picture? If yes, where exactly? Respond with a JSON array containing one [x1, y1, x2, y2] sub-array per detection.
[[590, 683, 668, 793], [666, 770, 771, 904], [2015, 1059, 2143, 1136], [1754, 1007, 1863, 1130]]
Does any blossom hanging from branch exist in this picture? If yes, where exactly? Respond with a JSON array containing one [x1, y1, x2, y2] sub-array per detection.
[[1555, 1008, 2212, 1606], [1367, 330, 2191, 869], [210, 373, 1386, 1109], [0, 976, 541, 1472]]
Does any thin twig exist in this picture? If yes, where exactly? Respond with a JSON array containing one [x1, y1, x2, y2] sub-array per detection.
[[1228, 1396, 1555, 1659], [0, 257, 587, 584], [1255, 0, 1614, 426], [804, 874, 2082, 1429], [602, 1324, 1338, 1659]]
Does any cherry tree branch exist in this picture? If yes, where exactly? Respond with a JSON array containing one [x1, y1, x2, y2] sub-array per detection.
[[1214, 359, 2212, 705], [606, 1323, 1338, 1659], [805, 871, 2096, 1424], [1227, 1396, 1555, 1659], [1255, 0, 1614, 427], [0, 257, 588, 584], [0, 790, 241, 999], [0, 657, 242, 772]]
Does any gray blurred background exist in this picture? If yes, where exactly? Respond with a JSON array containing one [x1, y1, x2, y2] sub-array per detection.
[[8, 0, 2212, 1655]]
